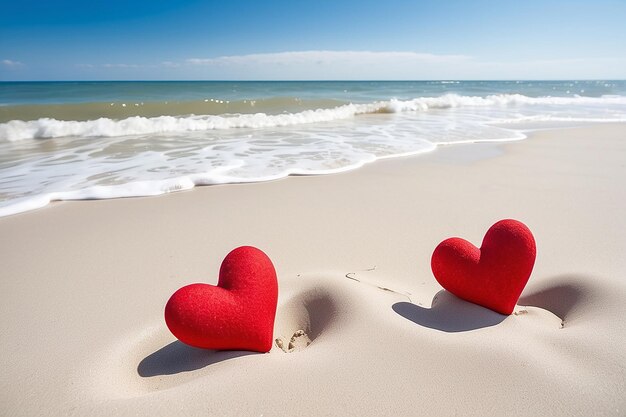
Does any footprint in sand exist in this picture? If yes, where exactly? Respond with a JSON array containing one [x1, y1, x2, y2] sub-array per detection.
[[275, 329, 312, 353], [272, 285, 337, 353]]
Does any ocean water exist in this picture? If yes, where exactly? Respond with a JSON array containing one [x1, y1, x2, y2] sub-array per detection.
[[1, 80, 625, 217]]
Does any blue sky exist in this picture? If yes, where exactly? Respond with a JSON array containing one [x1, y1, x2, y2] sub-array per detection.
[[1, 0, 625, 80]]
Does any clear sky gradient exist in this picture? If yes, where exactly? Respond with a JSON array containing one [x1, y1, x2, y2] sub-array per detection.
[[1, 0, 625, 80]]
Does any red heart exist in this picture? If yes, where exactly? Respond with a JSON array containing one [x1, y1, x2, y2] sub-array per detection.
[[431, 219, 536, 315], [164, 246, 278, 352]]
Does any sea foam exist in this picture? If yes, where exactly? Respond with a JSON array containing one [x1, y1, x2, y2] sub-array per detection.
[[1, 92, 625, 217], [3, 94, 626, 142]]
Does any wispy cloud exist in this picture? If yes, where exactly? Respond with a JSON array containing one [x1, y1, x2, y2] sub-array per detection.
[[66, 51, 626, 80], [103, 63, 140, 69], [187, 50, 470, 66], [181, 50, 472, 80], [76, 63, 143, 70], [161, 61, 181, 68], [2, 59, 25, 69]]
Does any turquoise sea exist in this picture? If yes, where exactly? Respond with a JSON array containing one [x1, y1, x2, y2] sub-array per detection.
[[1, 80, 625, 216]]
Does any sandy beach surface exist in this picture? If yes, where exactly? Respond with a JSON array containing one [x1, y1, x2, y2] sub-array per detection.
[[1, 124, 625, 416]]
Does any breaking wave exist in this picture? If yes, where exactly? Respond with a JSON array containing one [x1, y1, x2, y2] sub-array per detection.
[[3, 93, 626, 142]]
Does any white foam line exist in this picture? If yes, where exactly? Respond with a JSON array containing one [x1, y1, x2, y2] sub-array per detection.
[[2, 93, 625, 142], [0, 132, 535, 218]]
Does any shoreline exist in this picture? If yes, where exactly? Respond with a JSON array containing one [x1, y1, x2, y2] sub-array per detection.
[[0, 120, 604, 219], [1, 123, 625, 416]]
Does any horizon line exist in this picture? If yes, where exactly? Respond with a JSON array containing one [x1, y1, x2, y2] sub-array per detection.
[[2, 78, 625, 83]]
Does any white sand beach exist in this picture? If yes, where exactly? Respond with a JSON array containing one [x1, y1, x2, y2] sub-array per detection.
[[1, 124, 625, 416]]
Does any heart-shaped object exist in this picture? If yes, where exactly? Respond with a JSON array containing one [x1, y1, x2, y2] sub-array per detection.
[[164, 246, 278, 352], [431, 219, 536, 315]]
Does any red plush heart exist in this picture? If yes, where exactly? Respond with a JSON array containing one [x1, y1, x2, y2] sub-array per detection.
[[431, 219, 536, 315], [164, 246, 278, 352]]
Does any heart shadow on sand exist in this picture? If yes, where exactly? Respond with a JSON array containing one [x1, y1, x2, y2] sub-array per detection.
[[137, 341, 257, 377], [517, 277, 586, 321], [392, 290, 506, 332], [393, 275, 591, 332]]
